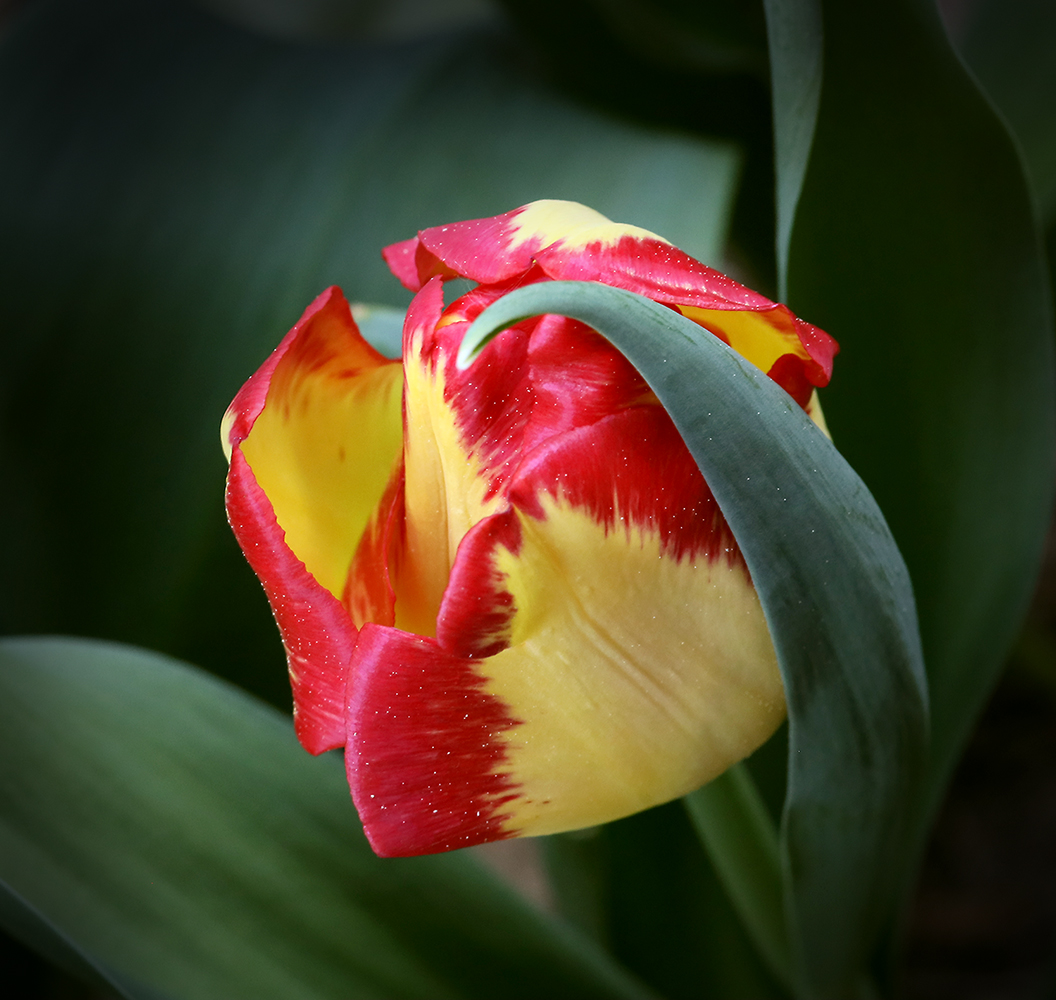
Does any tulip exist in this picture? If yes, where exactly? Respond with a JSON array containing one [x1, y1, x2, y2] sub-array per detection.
[[222, 200, 838, 857]]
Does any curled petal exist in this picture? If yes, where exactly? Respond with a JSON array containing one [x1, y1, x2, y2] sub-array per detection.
[[436, 511, 521, 660], [381, 200, 838, 398], [223, 286, 403, 751], [383, 201, 610, 290], [534, 234, 773, 312], [344, 460, 404, 630], [395, 277, 533, 636], [382, 235, 460, 292], [679, 304, 836, 397], [225, 450, 354, 753]]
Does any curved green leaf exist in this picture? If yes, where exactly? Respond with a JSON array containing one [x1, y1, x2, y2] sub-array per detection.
[[460, 279, 929, 998], [0, 636, 656, 1000], [543, 804, 789, 1000], [947, 0, 1056, 227], [0, 879, 135, 1000], [777, 0, 1056, 882], [0, 0, 739, 707], [683, 765, 790, 991]]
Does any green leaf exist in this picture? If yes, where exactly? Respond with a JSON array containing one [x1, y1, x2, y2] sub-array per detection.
[[0, 879, 136, 1000], [0, 0, 739, 706], [946, 0, 1056, 227], [759, 0, 821, 298], [352, 304, 407, 360], [460, 279, 929, 998], [683, 764, 790, 991], [775, 0, 1056, 896], [0, 636, 655, 1000], [543, 805, 789, 1000]]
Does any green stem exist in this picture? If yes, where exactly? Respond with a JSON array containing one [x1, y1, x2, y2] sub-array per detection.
[[683, 764, 793, 993]]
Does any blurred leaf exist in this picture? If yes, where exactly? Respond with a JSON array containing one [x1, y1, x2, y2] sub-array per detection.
[[760, 0, 821, 297], [777, 0, 1056, 902], [462, 279, 929, 999], [568, 0, 768, 77], [0, 880, 134, 999], [192, 0, 497, 43], [496, 0, 778, 294], [0, 636, 655, 1000], [351, 303, 406, 359], [543, 805, 788, 1000], [683, 765, 790, 991], [0, 0, 740, 705], [944, 0, 1056, 227]]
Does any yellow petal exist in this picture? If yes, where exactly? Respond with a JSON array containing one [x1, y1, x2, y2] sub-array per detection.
[[240, 289, 403, 600], [484, 495, 785, 837]]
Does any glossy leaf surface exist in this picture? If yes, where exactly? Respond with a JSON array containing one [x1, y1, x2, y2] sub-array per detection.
[[0, 636, 654, 1000], [461, 279, 929, 998]]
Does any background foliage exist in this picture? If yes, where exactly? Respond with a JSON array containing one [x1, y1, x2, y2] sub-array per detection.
[[1, 0, 1054, 997]]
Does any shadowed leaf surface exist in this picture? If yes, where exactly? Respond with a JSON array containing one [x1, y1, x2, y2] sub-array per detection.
[[0, 636, 656, 1000]]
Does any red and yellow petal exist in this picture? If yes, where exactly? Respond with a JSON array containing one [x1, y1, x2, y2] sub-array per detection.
[[223, 286, 403, 751], [678, 303, 836, 404], [348, 403, 784, 854], [226, 449, 356, 754], [343, 459, 404, 630], [382, 201, 631, 291], [382, 200, 838, 403], [482, 499, 782, 839], [346, 624, 522, 856], [392, 277, 535, 637]]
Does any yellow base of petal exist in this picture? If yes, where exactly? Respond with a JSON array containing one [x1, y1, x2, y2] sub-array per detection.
[[479, 497, 785, 838]]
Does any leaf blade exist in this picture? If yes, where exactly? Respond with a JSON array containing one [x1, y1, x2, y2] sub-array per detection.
[[683, 765, 791, 990], [0, 636, 656, 1000], [461, 279, 929, 997], [778, 0, 1056, 868]]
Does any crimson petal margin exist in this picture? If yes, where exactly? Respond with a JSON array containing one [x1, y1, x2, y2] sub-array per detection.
[[346, 624, 523, 857], [223, 286, 403, 753], [225, 449, 354, 754]]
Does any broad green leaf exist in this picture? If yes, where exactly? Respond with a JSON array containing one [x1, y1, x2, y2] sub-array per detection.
[[0, 636, 655, 1000], [0, 0, 739, 707], [776, 0, 1056, 904], [460, 279, 930, 999], [0, 879, 134, 999]]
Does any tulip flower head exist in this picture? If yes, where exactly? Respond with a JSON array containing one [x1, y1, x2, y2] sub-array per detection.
[[222, 200, 838, 857]]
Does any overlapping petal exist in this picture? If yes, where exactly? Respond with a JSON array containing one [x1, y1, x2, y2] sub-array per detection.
[[348, 401, 783, 857], [223, 286, 402, 752], [224, 200, 838, 857], [387, 199, 837, 406]]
